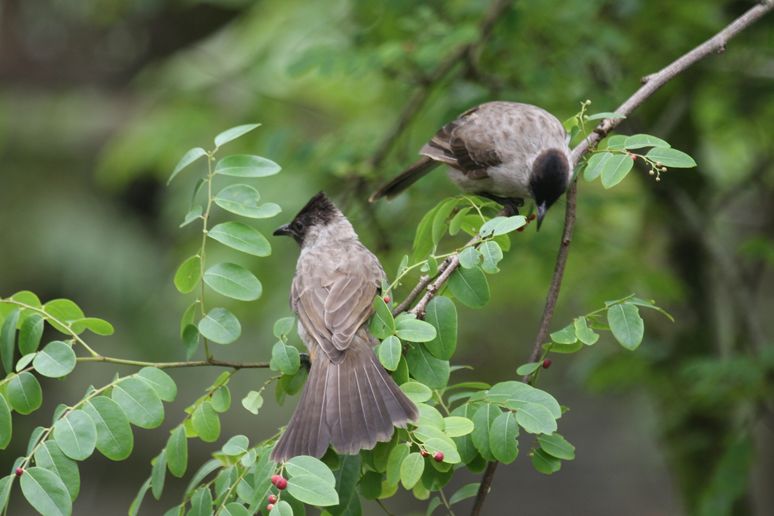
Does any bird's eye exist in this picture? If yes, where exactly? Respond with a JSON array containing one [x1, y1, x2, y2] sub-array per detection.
[[293, 221, 304, 232]]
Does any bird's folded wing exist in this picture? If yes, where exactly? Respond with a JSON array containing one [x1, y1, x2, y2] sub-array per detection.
[[421, 114, 501, 180], [295, 276, 377, 361]]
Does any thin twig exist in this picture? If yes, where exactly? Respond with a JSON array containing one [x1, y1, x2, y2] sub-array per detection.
[[375, 498, 396, 516], [470, 3, 774, 515], [76, 356, 270, 369]]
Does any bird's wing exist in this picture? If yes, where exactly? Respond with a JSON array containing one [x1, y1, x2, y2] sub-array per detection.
[[294, 271, 378, 362], [420, 106, 502, 180]]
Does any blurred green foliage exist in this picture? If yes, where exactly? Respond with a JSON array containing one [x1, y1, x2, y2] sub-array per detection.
[[1, 0, 773, 514]]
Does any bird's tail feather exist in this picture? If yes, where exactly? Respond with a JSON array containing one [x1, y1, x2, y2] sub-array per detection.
[[369, 156, 441, 202], [270, 343, 419, 462]]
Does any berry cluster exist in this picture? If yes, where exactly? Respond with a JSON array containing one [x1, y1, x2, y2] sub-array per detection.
[[267, 475, 287, 511], [517, 213, 537, 232], [420, 450, 444, 462]]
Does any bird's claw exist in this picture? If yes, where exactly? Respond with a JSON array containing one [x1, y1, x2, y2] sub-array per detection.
[[299, 353, 311, 371]]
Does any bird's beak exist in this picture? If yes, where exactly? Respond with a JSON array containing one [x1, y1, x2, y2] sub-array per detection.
[[273, 223, 294, 237], [536, 202, 548, 231]]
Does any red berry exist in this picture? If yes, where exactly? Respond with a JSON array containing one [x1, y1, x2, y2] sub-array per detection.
[[542, 359, 552, 369], [433, 452, 444, 462], [268, 495, 277, 504], [421, 450, 429, 457], [276, 477, 288, 490], [271, 474, 281, 485], [15, 468, 23, 476], [267, 504, 274, 511], [528, 214, 536, 222], [383, 295, 391, 304], [631, 155, 637, 161], [517, 226, 525, 232]]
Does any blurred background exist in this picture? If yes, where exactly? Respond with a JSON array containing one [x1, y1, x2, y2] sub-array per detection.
[[1, 0, 773, 514]]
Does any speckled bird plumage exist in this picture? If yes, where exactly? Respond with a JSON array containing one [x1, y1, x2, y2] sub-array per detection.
[[270, 193, 419, 462], [370, 101, 573, 228]]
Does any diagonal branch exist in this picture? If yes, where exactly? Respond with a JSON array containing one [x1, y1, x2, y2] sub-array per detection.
[[470, 3, 774, 516]]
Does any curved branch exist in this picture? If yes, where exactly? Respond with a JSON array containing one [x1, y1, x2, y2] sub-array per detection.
[[471, 3, 774, 516]]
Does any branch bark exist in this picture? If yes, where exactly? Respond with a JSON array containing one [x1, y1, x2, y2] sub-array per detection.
[[471, 3, 774, 515]]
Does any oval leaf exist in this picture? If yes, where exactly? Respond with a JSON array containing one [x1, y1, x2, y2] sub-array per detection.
[[137, 367, 177, 402], [286, 474, 339, 506], [378, 336, 402, 371], [21, 467, 72, 516], [198, 308, 241, 345], [423, 297, 457, 360], [19, 313, 44, 355], [214, 184, 281, 219], [7, 372, 43, 414], [33, 341, 76, 378], [406, 343, 450, 389], [370, 296, 396, 339], [443, 416, 474, 437], [34, 441, 80, 501], [222, 435, 249, 456], [583, 152, 611, 182], [174, 256, 201, 294], [214, 124, 260, 147], [479, 241, 503, 274], [70, 318, 114, 336], [399, 381, 432, 403], [489, 412, 519, 464], [166, 426, 188, 478], [192, 401, 220, 442], [53, 410, 97, 461], [399, 453, 424, 489], [600, 153, 634, 188], [395, 319, 436, 343], [0, 395, 11, 449], [215, 155, 281, 177], [203, 263, 262, 301], [515, 403, 557, 435], [623, 134, 670, 149], [272, 342, 300, 375], [646, 147, 697, 168], [448, 267, 490, 309], [1, 309, 20, 375], [286, 455, 336, 486], [209, 222, 271, 257], [607, 304, 644, 350], [112, 377, 164, 429], [82, 397, 133, 461], [538, 433, 575, 460], [168, 148, 206, 184]]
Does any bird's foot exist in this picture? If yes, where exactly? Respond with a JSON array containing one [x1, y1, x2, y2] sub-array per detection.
[[299, 353, 312, 372], [479, 193, 524, 217]]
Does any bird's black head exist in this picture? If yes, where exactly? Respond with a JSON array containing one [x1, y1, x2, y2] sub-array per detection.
[[530, 149, 570, 230], [273, 191, 340, 246]]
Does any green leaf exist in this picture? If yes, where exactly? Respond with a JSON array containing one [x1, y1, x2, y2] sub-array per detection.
[[448, 267, 490, 309], [287, 455, 336, 486], [214, 184, 281, 219], [400, 382, 432, 403], [378, 336, 402, 371], [431, 199, 458, 246], [241, 391, 264, 414], [516, 362, 541, 376], [457, 248, 480, 270], [646, 147, 697, 167], [166, 427, 188, 478], [423, 297, 456, 360], [204, 263, 262, 302], [70, 318, 114, 336], [425, 255, 438, 277], [623, 134, 670, 149], [542, 341, 583, 354], [7, 372, 42, 414], [209, 222, 271, 257], [33, 341, 76, 378], [386, 445, 410, 486], [287, 474, 339, 506], [279, 367, 308, 395], [0, 395, 11, 450], [215, 123, 261, 147], [443, 416, 474, 437], [19, 313, 44, 355], [211, 386, 231, 412], [492, 216, 526, 235], [112, 377, 164, 429], [152, 449, 166, 500], [192, 401, 220, 442], [413, 205, 442, 263], [53, 409, 97, 461], [605, 135, 628, 149], [373, 432, 398, 473], [587, 112, 626, 121], [272, 341, 301, 375], [128, 477, 151, 516], [82, 397, 133, 461], [359, 470, 382, 500], [449, 207, 471, 236], [222, 435, 249, 456], [515, 403, 557, 434], [273, 317, 296, 340], [269, 500, 293, 516], [34, 441, 79, 501], [137, 367, 177, 402], [532, 448, 561, 474], [471, 403, 499, 461], [0, 475, 13, 512], [28, 426, 46, 456], [215, 154, 281, 178], [479, 241, 503, 274], [1, 309, 19, 375], [395, 319, 436, 342], [406, 343, 450, 389], [189, 486, 214, 516], [396, 255, 409, 281], [21, 467, 72, 516], [420, 456, 453, 491], [16, 353, 36, 372], [538, 433, 575, 460], [489, 412, 519, 464], [181, 301, 198, 336], [626, 298, 674, 322], [574, 318, 599, 345], [600, 153, 634, 188], [550, 324, 577, 344], [400, 453, 424, 489], [185, 458, 221, 496], [369, 296, 395, 339], [583, 152, 611, 182], [327, 454, 360, 516], [449, 483, 480, 505], [168, 148, 207, 184], [489, 382, 562, 418], [198, 308, 241, 345], [607, 304, 644, 350], [181, 206, 203, 228], [392, 355, 409, 385], [174, 256, 202, 294], [426, 497, 441, 516], [222, 504, 248, 516], [182, 325, 199, 360], [423, 438, 460, 463]]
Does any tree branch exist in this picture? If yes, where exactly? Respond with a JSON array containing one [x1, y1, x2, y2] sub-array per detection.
[[470, 3, 774, 515], [77, 356, 271, 369]]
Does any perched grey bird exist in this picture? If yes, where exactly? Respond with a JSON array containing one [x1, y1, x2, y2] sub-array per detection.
[[270, 192, 419, 462], [369, 101, 572, 229]]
